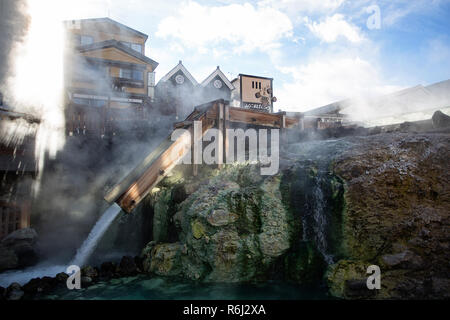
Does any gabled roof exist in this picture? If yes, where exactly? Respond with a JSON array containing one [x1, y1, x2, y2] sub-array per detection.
[[77, 40, 159, 69], [66, 17, 148, 40], [158, 61, 198, 86], [201, 66, 234, 90]]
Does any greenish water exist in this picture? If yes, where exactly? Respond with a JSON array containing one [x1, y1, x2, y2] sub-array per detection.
[[39, 275, 330, 300]]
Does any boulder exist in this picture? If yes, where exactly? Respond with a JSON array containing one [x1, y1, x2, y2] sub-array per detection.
[[0, 228, 39, 271], [144, 164, 293, 283], [81, 276, 92, 286], [381, 250, 424, 270], [100, 261, 116, 278], [118, 256, 137, 276], [55, 272, 69, 283], [6, 283, 24, 300], [22, 276, 57, 294], [148, 243, 183, 276], [206, 209, 238, 227], [0, 247, 18, 271], [81, 266, 98, 280], [432, 110, 450, 128]]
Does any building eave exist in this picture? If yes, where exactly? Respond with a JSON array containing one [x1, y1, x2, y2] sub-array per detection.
[[200, 67, 234, 90], [158, 61, 198, 86], [65, 17, 149, 41], [77, 40, 159, 69]]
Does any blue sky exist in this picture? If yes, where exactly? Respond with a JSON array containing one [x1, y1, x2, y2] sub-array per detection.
[[42, 0, 450, 111]]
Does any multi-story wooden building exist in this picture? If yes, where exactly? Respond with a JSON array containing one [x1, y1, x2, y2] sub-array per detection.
[[0, 105, 39, 239], [64, 18, 159, 136]]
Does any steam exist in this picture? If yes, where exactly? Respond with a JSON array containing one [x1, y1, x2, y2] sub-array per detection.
[[1, 0, 66, 196]]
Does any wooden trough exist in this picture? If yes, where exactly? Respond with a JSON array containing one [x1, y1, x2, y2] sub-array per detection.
[[104, 99, 302, 213]]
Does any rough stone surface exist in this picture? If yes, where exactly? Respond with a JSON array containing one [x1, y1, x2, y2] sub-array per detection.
[[432, 110, 450, 128], [6, 282, 24, 300], [138, 131, 449, 299], [327, 133, 450, 299], [143, 164, 294, 283], [0, 228, 39, 272]]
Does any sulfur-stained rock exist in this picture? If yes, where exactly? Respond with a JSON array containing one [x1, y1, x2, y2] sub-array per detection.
[[149, 243, 183, 276], [206, 209, 238, 227]]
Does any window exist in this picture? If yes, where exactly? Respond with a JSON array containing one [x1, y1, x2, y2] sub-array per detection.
[[252, 81, 254, 89], [132, 70, 143, 81], [120, 41, 143, 53], [119, 69, 143, 81], [120, 68, 132, 79], [80, 35, 93, 45], [73, 98, 106, 107], [131, 43, 142, 53]]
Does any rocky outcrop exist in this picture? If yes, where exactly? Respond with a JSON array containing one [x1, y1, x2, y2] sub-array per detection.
[[432, 110, 450, 128], [0, 228, 39, 272], [327, 133, 450, 299], [139, 131, 449, 299], [142, 165, 296, 283]]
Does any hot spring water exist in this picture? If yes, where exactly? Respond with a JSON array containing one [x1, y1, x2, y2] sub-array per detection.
[[0, 204, 122, 287]]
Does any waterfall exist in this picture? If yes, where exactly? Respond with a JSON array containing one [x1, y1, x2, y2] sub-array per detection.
[[301, 167, 335, 265], [71, 203, 122, 267], [310, 174, 334, 264], [0, 203, 122, 287]]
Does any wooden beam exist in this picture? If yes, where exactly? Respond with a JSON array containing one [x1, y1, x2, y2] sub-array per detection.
[[217, 102, 224, 169], [223, 104, 230, 165], [110, 113, 215, 213], [116, 130, 192, 213], [104, 134, 174, 204]]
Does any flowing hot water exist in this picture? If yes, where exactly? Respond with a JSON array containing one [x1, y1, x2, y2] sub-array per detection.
[[0, 204, 122, 287]]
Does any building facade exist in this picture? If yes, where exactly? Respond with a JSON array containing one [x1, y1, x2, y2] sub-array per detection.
[[154, 61, 199, 120], [64, 18, 159, 137], [0, 105, 39, 239], [231, 74, 276, 113]]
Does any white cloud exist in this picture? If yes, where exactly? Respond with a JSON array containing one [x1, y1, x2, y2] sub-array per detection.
[[258, 0, 346, 14], [155, 1, 293, 54], [305, 14, 365, 43], [276, 55, 402, 113]]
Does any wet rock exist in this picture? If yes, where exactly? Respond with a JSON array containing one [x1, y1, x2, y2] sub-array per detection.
[[206, 209, 238, 227], [81, 266, 98, 281], [148, 243, 183, 276], [134, 256, 144, 272], [119, 256, 137, 276], [145, 164, 293, 283], [6, 283, 24, 300], [152, 189, 172, 243], [55, 272, 69, 283], [23, 277, 57, 294], [0, 247, 18, 271], [381, 250, 424, 270], [345, 279, 376, 299], [81, 276, 92, 286], [432, 110, 450, 128], [100, 261, 116, 278], [0, 228, 39, 271]]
